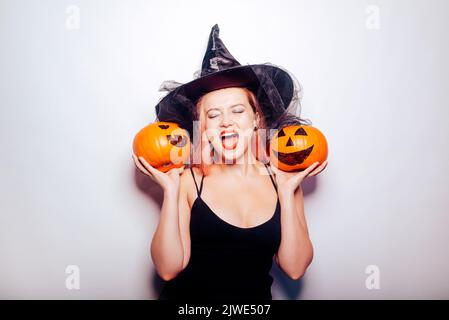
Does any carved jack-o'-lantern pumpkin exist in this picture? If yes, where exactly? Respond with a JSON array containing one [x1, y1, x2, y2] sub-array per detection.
[[270, 125, 328, 172], [133, 121, 191, 172]]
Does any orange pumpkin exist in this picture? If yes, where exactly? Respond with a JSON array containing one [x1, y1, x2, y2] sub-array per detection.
[[270, 125, 328, 172], [133, 122, 191, 173]]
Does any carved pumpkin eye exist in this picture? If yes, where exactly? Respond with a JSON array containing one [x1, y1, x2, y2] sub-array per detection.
[[133, 121, 191, 173], [166, 135, 188, 147], [277, 128, 286, 138], [269, 125, 328, 172], [294, 127, 307, 136]]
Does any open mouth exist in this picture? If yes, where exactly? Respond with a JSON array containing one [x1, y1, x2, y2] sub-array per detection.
[[272, 145, 314, 165], [220, 132, 239, 150]]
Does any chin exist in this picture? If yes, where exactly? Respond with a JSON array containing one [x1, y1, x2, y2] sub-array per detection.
[[220, 151, 245, 164]]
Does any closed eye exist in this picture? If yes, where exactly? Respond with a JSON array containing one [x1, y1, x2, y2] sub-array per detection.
[[207, 106, 245, 119]]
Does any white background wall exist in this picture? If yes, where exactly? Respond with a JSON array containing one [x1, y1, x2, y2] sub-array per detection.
[[1, 0, 448, 299]]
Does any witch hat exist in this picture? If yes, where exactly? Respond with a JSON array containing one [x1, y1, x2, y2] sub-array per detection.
[[155, 24, 303, 139]]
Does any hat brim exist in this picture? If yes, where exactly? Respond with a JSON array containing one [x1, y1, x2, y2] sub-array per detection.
[[155, 64, 295, 137]]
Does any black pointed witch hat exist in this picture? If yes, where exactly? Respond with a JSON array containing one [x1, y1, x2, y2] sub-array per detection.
[[155, 24, 304, 139]]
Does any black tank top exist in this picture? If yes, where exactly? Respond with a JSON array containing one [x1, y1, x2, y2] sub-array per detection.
[[159, 163, 281, 301]]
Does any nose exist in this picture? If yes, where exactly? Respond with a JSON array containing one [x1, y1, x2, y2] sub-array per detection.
[[220, 112, 234, 127]]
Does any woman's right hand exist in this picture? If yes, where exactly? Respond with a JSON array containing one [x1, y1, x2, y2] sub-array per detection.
[[132, 154, 185, 194]]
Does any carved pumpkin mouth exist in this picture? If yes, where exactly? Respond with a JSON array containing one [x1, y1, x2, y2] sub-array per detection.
[[272, 145, 314, 166]]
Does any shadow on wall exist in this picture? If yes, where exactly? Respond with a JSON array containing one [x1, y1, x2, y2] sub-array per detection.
[[134, 166, 320, 300], [271, 262, 304, 300]]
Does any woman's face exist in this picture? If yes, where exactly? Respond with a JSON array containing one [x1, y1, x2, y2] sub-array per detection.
[[198, 87, 259, 163]]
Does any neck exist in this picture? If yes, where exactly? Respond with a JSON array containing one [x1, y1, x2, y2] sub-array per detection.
[[208, 150, 267, 177]]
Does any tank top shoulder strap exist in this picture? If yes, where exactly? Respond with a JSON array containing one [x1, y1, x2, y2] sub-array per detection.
[[189, 166, 205, 197], [264, 163, 278, 192]]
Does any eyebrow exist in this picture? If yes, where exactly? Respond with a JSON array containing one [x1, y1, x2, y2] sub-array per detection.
[[206, 104, 245, 112]]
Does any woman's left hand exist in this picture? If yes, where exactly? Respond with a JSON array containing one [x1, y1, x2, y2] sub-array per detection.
[[270, 160, 328, 196]]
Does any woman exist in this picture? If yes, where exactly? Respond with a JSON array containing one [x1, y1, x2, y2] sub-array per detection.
[[133, 25, 327, 300]]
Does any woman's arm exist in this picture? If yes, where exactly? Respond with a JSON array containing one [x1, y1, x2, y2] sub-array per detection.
[[151, 170, 192, 281], [132, 155, 189, 281], [150, 188, 185, 281], [276, 186, 313, 280], [271, 160, 328, 280]]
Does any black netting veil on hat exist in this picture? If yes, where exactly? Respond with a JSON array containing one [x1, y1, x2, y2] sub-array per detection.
[[155, 24, 310, 140]]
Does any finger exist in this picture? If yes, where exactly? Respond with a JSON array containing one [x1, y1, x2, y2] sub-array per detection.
[[304, 161, 321, 176], [321, 160, 328, 171], [201, 138, 214, 165], [132, 154, 149, 173], [316, 160, 328, 170], [138, 156, 159, 176], [133, 156, 152, 176], [137, 157, 160, 181], [168, 166, 184, 176], [309, 160, 328, 176]]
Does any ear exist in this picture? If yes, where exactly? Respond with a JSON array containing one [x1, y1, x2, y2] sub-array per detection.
[[254, 112, 261, 128]]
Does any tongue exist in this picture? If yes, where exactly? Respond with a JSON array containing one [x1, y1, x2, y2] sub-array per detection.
[[222, 135, 238, 150]]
